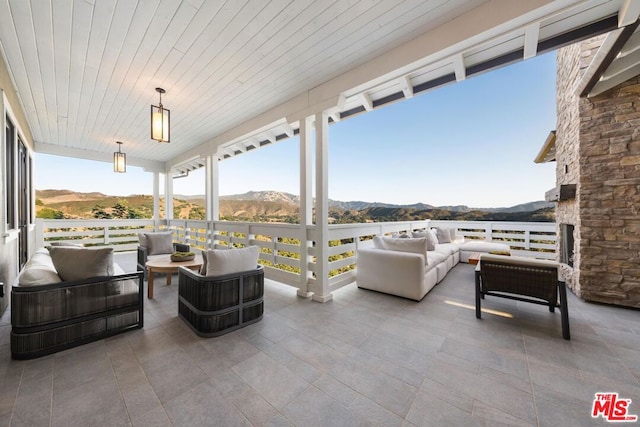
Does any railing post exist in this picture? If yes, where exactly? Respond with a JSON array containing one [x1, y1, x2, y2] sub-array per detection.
[[298, 116, 314, 297], [525, 230, 531, 250], [485, 223, 492, 241], [104, 225, 110, 245], [35, 218, 44, 247]]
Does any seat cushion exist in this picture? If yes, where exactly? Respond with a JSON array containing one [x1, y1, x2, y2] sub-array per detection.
[[427, 251, 447, 266], [434, 243, 458, 256]]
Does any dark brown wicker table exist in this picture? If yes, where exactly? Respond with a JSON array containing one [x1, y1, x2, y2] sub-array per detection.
[[146, 254, 202, 298]]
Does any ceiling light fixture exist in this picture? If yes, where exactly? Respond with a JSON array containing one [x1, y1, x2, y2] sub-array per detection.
[[114, 141, 126, 173], [151, 87, 170, 142]]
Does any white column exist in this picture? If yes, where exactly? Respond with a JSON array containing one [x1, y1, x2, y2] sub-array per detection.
[[153, 172, 160, 231], [312, 112, 332, 302], [298, 116, 313, 298], [206, 155, 219, 249], [205, 155, 219, 221], [165, 171, 174, 221]]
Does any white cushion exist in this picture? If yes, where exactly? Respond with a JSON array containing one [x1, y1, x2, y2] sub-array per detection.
[[138, 232, 149, 247], [412, 230, 437, 251], [144, 232, 174, 255], [427, 251, 447, 266], [18, 248, 62, 286], [48, 247, 114, 281], [381, 237, 428, 262], [434, 243, 458, 256], [205, 246, 260, 276], [372, 236, 385, 249], [460, 240, 510, 253]]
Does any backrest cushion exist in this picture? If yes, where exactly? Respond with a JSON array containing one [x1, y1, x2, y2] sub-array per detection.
[[200, 250, 208, 275], [49, 241, 84, 247], [48, 247, 114, 281], [381, 237, 428, 257], [435, 228, 452, 244], [144, 231, 174, 255], [412, 230, 437, 251], [18, 248, 62, 286], [138, 232, 149, 248], [372, 236, 385, 249], [448, 228, 457, 241], [205, 246, 260, 277]]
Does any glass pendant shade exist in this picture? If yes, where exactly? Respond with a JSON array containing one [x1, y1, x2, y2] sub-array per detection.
[[151, 88, 170, 142], [114, 142, 126, 173]]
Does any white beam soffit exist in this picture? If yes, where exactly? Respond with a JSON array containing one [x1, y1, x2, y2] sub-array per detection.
[[0, 0, 629, 170], [534, 130, 557, 163]]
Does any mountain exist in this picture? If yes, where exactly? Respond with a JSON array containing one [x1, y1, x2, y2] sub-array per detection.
[[35, 189, 554, 222]]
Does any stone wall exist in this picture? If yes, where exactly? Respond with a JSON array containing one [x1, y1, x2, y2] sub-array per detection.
[[578, 74, 640, 307], [555, 38, 604, 294], [556, 35, 640, 308]]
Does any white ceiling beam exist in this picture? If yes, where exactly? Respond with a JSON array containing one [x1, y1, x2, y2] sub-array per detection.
[[452, 54, 466, 82], [620, 31, 640, 57], [590, 62, 640, 97], [329, 112, 340, 122], [619, 0, 640, 28], [230, 144, 247, 153], [602, 48, 640, 80], [523, 22, 540, 60], [336, 93, 346, 110], [399, 75, 413, 99], [34, 142, 165, 172], [281, 123, 294, 138], [360, 92, 373, 111]]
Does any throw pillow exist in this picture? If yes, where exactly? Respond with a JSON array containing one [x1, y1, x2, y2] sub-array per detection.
[[138, 232, 149, 248], [200, 250, 208, 275], [412, 231, 437, 251], [205, 246, 260, 276], [48, 247, 114, 281], [435, 228, 452, 244], [372, 236, 385, 249], [448, 228, 457, 241], [381, 237, 428, 263], [144, 232, 174, 255], [18, 249, 62, 285]]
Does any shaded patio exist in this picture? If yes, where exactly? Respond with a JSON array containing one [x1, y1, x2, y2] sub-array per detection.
[[0, 253, 638, 426]]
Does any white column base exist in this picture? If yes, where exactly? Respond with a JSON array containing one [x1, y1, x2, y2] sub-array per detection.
[[297, 289, 313, 298], [312, 293, 333, 303]]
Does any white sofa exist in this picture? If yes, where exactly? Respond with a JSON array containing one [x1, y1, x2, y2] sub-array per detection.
[[356, 229, 510, 301]]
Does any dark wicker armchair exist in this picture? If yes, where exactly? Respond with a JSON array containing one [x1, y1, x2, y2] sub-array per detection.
[[475, 254, 570, 340], [178, 265, 264, 337]]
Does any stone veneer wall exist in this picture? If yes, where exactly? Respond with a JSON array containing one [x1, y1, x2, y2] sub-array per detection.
[[556, 36, 640, 308]]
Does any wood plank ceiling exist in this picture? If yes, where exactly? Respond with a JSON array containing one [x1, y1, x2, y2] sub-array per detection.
[[0, 0, 634, 170]]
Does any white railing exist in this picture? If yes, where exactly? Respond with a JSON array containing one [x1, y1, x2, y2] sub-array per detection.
[[37, 218, 557, 295]]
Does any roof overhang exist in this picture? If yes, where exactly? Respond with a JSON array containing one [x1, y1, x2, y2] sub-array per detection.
[[535, 130, 557, 163]]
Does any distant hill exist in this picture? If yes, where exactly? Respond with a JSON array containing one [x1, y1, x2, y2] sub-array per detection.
[[35, 189, 554, 222]]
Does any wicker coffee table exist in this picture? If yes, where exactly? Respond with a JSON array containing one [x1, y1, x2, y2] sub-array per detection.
[[146, 254, 203, 299]]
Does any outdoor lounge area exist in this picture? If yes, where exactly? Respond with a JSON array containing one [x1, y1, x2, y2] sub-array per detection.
[[0, 252, 638, 426], [1, 1, 640, 425]]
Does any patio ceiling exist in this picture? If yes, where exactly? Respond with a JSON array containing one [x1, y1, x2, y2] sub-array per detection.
[[0, 0, 636, 173]]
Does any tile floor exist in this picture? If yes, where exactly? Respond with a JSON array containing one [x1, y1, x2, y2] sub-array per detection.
[[0, 254, 639, 426]]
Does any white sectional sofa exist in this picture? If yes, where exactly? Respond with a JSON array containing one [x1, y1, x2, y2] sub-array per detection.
[[356, 228, 510, 301]]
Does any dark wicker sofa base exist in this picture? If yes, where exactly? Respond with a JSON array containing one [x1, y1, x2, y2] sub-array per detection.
[[178, 265, 264, 337], [11, 272, 144, 359]]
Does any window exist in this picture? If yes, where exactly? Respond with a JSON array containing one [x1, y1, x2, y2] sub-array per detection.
[[5, 116, 15, 230]]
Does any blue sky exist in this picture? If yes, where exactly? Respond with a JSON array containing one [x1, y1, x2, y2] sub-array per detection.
[[35, 52, 557, 208]]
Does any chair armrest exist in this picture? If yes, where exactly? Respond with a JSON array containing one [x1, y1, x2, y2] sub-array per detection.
[[137, 246, 148, 268], [173, 243, 190, 253]]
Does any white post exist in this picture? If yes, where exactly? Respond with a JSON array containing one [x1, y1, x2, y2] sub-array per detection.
[[205, 154, 219, 221], [165, 171, 174, 222], [313, 112, 332, 302], [153, 172, 160, 231], [298, 116, 313, 297]]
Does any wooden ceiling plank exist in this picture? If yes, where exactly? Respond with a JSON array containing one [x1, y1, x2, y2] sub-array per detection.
[[0, 1, 42, 142], [52, 1, 73, 147]]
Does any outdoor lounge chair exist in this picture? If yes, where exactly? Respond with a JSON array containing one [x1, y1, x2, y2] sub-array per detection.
[[475, 254, 570, 340]]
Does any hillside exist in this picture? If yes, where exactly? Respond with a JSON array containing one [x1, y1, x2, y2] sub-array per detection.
[[35, 189, 554, 222]]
